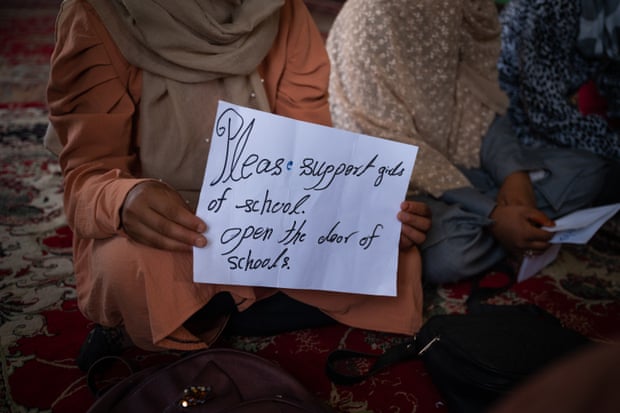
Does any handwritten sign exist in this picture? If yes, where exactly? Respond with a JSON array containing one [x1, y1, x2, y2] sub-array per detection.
[[193, 101, 418, 296]]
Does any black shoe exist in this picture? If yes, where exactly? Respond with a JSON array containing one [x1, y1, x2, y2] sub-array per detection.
[[76, 324, 125, 372]]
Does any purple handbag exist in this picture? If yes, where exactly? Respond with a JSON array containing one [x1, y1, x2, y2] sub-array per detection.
[[87, 348, 334, 413]]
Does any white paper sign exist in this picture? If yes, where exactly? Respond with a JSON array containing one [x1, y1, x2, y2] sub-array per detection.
[[517, 203, 620, 282], [193, 101, 418, 296]]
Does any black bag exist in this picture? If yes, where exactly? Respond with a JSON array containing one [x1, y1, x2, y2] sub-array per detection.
[[326, 304, 590, 413], [87, 348, 334, 413]]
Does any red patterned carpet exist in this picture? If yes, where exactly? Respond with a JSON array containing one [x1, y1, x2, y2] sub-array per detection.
[[1, 1, 620, 413]]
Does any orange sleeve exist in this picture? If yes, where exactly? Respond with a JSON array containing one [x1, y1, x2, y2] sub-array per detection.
[[259, 0, 332, 127], [47, 0, 148, 239]]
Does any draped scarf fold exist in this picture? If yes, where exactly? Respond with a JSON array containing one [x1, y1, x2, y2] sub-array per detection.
[[86, 0, 284, 208], [88, 0, 283, 82]]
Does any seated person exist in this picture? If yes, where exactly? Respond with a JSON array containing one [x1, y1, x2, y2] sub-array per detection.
[[45, 0, 431, 368], [498, 0, 620, 201], [327, 0, 617, 284]]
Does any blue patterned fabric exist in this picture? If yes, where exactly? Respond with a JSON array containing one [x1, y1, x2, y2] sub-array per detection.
[[498, 0, 620, 161]]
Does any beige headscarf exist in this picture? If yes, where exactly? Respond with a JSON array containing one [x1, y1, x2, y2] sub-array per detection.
[[327, 0, 508, 198], [89, 0, 282, 82], [46, 0, 284, 209]]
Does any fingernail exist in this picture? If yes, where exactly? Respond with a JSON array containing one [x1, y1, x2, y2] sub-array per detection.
[[194, 237, 207, 248]]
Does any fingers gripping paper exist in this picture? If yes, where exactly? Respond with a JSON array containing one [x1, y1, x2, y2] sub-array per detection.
[[194, 101, 418, 296]]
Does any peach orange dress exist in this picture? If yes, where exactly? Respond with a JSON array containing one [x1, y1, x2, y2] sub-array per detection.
[[47, 0, 423, 351]]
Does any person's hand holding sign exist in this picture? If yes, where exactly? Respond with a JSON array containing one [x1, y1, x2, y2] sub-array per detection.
[[397, 200, 431, 250], [121, 181, 207, 251]]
